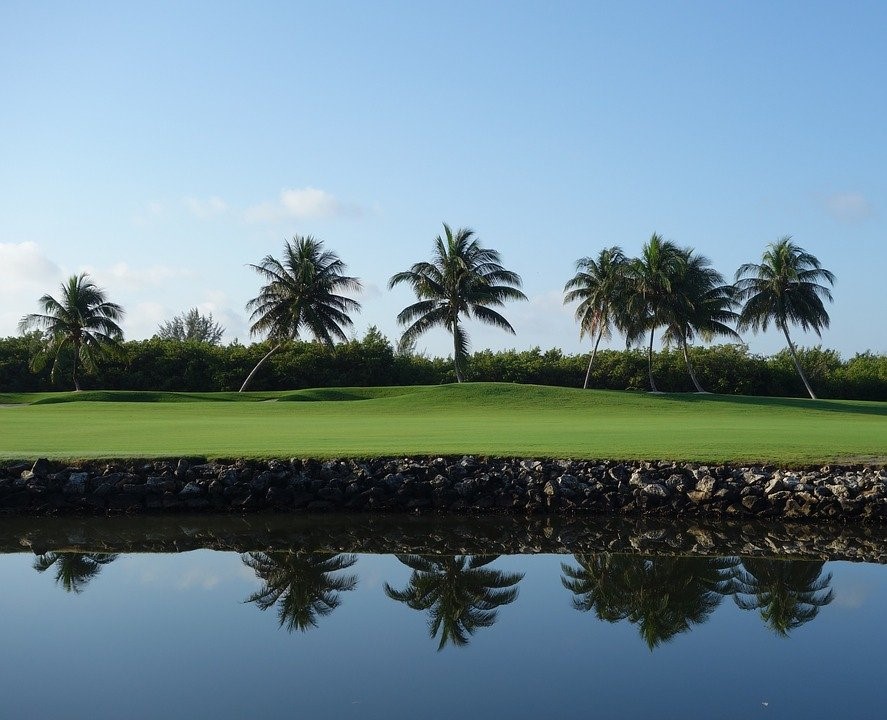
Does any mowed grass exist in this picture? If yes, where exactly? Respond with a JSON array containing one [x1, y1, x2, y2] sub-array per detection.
[[1, 383, 885, 464]]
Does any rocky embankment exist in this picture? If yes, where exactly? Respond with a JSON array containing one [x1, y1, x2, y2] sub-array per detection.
[[1, 456, 886, 522]]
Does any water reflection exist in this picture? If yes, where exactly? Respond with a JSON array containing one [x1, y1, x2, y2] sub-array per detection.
[[242, 552, 358, 632], [562, 555, 837, 647], [561, 554, 735, 649], [732, 559, 834, 636], [33, 552, 118, 594], [384, 555, 524, 650]]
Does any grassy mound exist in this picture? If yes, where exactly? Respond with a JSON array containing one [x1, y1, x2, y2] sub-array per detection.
[[0, 383, 884, 464]]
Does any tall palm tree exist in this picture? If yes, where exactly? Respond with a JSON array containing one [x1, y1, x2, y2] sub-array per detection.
[[561, 554, 735, 650], [388, 224, 527, 383], [18, 273, 125, 391], [384, 554, 523, 650], [731, 558, 833, 636], [242, 551, 358, 633], [661, 250, 741, 392], [240, 236, 362, 391], [734, 238, 835, 399], [623, 234, 684, 392], [33, 552, 118, 594], [563, 246, 629, 389]]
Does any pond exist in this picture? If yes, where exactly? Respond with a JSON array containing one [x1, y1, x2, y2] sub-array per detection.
[[2, 515, 886, 719]]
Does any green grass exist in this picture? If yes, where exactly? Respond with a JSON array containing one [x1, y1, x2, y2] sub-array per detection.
[[1, 383, 885, 464]]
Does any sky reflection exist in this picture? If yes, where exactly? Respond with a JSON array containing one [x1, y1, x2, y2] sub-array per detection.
[[1, 551, 885, 719]]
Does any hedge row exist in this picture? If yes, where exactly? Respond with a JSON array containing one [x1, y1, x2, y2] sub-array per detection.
[[1, 330, 885, 400]]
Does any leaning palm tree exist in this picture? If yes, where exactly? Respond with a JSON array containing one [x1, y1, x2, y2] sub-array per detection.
[[240, 236, 362, 391], [563, 246, 629, 389], [242, 551, 358, 633], [388, 224, 527, 383], [734, 238, 835, 399], [33, 552, 118, 594], [661, 250, 741, 392], [18, 273, 125, 391], [622, 234, 684, 392], [731, 558, 833, 636], [384, 554, 523, 650]]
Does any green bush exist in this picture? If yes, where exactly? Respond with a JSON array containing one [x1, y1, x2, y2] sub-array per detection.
[[1, 331, 885, 400]]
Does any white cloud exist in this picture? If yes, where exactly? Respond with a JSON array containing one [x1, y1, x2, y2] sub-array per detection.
[[822, 192, 873, 222], [358, 282, 384, 300], [132, 201, 167, 226], [0, 242, 65, 336], [244, 187, 363, 223], [184, 195, 228, 219], [81, 261, 195, 293], [833, 582, 871, 609], [121, 301, 168, 339], [176, 566, 222, 590], [0, 242, 63, 291]]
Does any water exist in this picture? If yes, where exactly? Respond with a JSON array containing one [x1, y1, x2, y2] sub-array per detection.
[[2, 516, 886, 719]]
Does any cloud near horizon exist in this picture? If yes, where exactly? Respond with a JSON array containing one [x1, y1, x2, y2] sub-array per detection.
[[244, 187, 363, 223]]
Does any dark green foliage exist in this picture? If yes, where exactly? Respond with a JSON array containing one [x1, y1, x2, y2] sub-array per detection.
[[1, 332, 885, 399]]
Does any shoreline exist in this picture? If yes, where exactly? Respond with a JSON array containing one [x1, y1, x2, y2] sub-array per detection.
[[4, 513, 887, 563], [2, 456, 886, 523]]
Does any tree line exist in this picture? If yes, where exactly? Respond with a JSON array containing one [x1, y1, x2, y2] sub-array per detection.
[[10, 223, 864, 399], [2, 331, 885, 400]]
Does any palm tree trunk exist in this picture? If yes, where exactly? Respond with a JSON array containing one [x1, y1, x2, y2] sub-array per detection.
[[681, 337, 705, 393], [647, 327, 658, 392], [583, 329, 603, 390], [240, 343, 282, 392], [72, 342, 81, 391], [453, 325, 464, 383], [780, 325, 817, 400]]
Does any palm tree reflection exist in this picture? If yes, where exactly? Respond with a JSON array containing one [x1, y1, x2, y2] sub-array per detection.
[[242, 551, 358, 633], [732, 558, 834, 636], [561, 554, 735, 649], [384, 555, 524, 650], [33, 552, 118, 594]]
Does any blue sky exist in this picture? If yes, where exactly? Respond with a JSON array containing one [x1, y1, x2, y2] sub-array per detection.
[[1, 1, 883, 358]]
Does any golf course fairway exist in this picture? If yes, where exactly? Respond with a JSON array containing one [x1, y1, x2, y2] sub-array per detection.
[[0, 383, 884, 464]]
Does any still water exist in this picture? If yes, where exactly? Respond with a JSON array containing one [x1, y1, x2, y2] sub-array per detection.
[[1, 519, 886, 720]]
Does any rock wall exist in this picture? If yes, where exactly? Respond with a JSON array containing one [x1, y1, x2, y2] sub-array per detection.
[[2, 456, 886, 522]]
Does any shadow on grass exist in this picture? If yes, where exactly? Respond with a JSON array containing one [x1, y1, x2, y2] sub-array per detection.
[[654, 392, 887, 418], [29, 391, 262, 405]]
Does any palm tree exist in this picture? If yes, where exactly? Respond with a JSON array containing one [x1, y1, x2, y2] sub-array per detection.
[[18, 273, 125, 391], [563, 247, 629, 389], [734, 238, 835, 399], [623, 234, 684, 392], [388, 224, 527, 383], [731, 558, 833, 636], [561, 554, 735, 650], [240, 236, 362, 391], [384, 554, 523, 650], [661, 250, 741, 392], [33, 552, 118, 594], [242, 551, 358, 633]]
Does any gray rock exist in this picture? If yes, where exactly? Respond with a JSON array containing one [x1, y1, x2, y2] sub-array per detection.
[[179, 482, 203, 497], [63, 472, 89, 495], [642, 483, 670, 498]]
